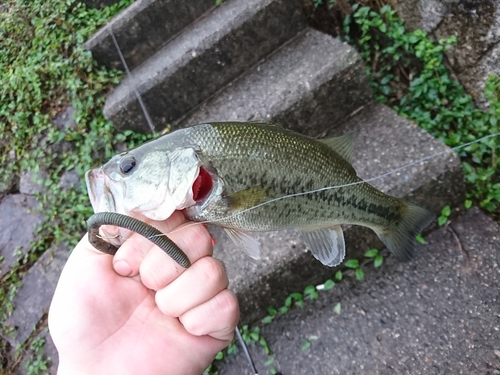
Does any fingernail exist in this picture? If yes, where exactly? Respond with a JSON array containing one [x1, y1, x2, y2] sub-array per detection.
[[211, 236, 216, 246], [114, 260, 133, 277]]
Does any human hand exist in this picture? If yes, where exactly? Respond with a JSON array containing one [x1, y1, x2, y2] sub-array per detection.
[[49, 211, 239, 375]]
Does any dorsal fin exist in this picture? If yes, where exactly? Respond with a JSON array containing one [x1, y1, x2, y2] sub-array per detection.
[[319, 132, 354, 163]]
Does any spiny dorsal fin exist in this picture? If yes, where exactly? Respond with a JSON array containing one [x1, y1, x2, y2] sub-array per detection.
[[297, 225, 345, 267], [319, 132, 354, 163]]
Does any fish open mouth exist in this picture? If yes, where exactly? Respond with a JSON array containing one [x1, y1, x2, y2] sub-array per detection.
[[192, 166, 213, 203]]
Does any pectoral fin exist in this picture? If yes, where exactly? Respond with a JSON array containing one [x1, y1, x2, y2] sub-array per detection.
[[224, 228, 261, 261], [297, 225, 345, 267]]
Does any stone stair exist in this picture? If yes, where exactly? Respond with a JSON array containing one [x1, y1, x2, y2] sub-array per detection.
[[83, 0, 466, 324], [88, 0, 307, 132]]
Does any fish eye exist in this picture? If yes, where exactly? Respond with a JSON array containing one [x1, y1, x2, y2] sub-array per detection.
[[119, 155, 137, 175]]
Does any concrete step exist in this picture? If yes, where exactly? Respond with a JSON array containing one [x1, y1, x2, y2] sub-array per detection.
[[209, 100, 464, 324], [103, 0, 307, 132], [216, 207, 500, 374], [178, 28, 373, 136], [84, 0, 216, 71]]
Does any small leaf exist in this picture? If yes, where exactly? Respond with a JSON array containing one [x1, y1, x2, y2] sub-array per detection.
[[215, 351, 224, 360], [438, 215, 448, 226], [264, 357, 275, 366], [334, 302, 341, 314], [279, 306, 289, 315], [301, 340, 311, 351], [355, 267, 365, 281], [364, 249, 378, 258], [441, 205, 451, 217], [344, 259, 359, 268], [374, 255, 383, 268], [262, 316, 273, 324], [464, 200, 472, 209], [335, 270, 343, 281], [323, 279, 336, 291], [415, 233, 426, 244]]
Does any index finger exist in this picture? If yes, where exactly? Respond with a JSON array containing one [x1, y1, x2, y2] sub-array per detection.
[[112, 213, 213, 288]]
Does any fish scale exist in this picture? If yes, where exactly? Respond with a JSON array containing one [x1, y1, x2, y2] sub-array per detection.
[[187, 123, 403, 230], [86, 121, 435, 266]]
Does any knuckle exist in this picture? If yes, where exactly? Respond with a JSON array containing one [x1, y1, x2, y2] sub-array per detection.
[[196, 257, 226, 286], [139, 255, 167, 291], [184, 224, 212, 251], [215, 290, 239, 318]]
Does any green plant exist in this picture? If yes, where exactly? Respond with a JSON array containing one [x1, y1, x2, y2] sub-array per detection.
[[0, 0, 146, 372], [22, 337, 49, 375], [438, 205, 451, 226], [343, 4, 500, 217]]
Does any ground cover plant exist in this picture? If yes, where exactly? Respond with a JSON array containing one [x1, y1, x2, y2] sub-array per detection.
[[0, 0, 144, 372]]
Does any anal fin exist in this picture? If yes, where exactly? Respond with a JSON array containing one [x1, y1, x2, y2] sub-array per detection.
[[297, 225, 345, 267], [224, 228, 261, 261]]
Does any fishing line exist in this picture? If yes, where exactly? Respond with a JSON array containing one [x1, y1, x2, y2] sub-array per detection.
[[129, 131, 499, 240], [109, 28, 156, 135]]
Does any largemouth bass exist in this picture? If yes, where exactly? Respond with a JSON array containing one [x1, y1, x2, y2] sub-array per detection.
[[85, 122, 435, 267]]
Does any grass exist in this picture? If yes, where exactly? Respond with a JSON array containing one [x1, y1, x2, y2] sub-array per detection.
[[0, 0, 147, 372]]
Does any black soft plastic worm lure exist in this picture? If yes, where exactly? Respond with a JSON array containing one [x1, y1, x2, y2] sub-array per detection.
[[87, 212, 191, 268]]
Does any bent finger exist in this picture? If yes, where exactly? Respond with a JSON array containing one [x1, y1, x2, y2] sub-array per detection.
[[139, 222, 213, 291], [179, 289, 239, 341], [155, 257, 228, 317], [112, 211, 187, 276]]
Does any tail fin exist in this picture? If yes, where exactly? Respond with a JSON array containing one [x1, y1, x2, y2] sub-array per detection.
[[376, 202, 435, 261]]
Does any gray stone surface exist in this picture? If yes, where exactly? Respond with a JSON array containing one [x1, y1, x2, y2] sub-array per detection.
[[85, 0, 216, 71], [0, 195, 43, 278], [434, 0, 500, 106], [390, 0, 447, 32], [59, 170, 81, 192], [179, 28, 373, 137], [104, 0, 307, 132], [52, 106, 75, 131], [211, 102, 464, 324], [5, 242, 69, 346], [218, 207, 500, 374], [19, 169, 49, 195]]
